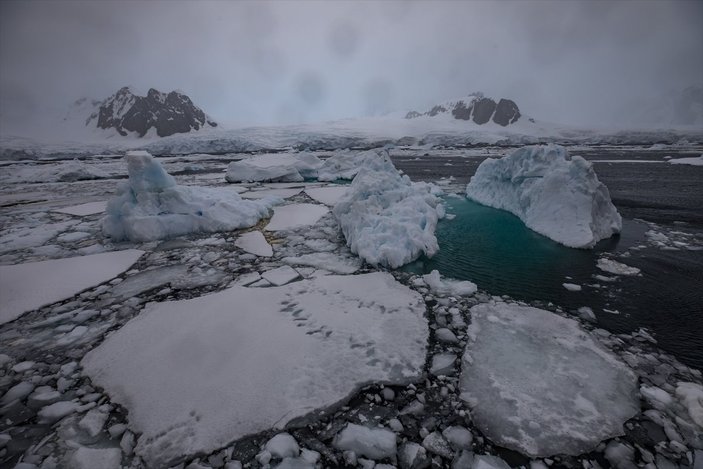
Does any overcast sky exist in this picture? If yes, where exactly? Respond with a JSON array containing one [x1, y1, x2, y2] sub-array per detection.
[[1, 0, 701, 132]]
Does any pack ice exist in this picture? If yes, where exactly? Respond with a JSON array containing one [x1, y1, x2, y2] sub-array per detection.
[[225, 153, 323, 183], [81, 272, 427, 467], [102, 151, 276, 241], [333, 150, 443, 268], [460, 302, 639, 457], [466, 144, 622, 248]]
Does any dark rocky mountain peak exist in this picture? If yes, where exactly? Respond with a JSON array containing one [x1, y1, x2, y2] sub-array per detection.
[[406, 93, 521, 126], [88, 87, 217, 137]]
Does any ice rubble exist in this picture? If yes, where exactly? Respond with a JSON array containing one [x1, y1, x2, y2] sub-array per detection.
[[102, 151, 276, 241], [0, 249, 144, 325], [225, 153, 323, 183], [466, 144, 622, 248], [332, 150, 443, 268], [53, 201, 107, 216], [81, 272, 427, 466], [460, 302, 639, 457]]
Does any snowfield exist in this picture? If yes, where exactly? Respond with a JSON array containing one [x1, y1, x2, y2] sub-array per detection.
[[81, 272, 427, 466], [466, 144, 622, 248]]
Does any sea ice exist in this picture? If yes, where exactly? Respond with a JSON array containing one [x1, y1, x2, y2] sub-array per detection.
[[0, 249, 144, 325], [304, 186, 349, 206], [240, 188, 303, 200], [460, 302, 639, 457], [332, 150, 443, 268], [81, 272, 427, 467], [53, 201, 108, 216], [466, 144, 622, 248], [261, 265, 300, 286], [668, 155, 703, 166], [102, 151, 276, 242], [235, 231, 273, 257], [422, 270, 477, 297], [597, 258, 641, 276], [68, 447, 122, 469], [225, 153, 322, 183], [317, 149, 382, 181], [265, 203, 329, 231], [332, 423, 397, 460], [281, 252, 362, 275], [563, 283, 582, 292]]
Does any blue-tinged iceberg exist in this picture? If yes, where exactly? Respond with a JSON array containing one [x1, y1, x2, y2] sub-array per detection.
[[466, 144, 621, 248], [332, 150, 443, 268], [103, 151, 276, 242]]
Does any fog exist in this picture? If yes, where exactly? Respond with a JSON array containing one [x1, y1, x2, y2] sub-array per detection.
[[1, 0, 701, 133]]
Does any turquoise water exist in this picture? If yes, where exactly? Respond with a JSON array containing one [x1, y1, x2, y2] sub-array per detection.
[[404, 196, 703, 369], [404, 197, 628, 301]]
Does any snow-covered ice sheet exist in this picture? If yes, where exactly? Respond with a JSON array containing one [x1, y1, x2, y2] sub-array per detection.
[[332, 150, 442, 268], [81, 272, 427, 466], [0, 249, 144, 325], [235, 231, 273, 257], [52, 201, 107, 216], [102, 151, 276, 241], [304, 186, 349, 206], [460, 302, 639, 457], [265, 203, 329, 231], [466, 144, 622, 248], [668, 155, 703, 166]]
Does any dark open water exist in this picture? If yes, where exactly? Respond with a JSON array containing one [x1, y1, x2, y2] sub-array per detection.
[[393, 147, 703, 369]]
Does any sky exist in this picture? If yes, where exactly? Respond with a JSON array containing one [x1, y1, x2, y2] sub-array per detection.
[[1, 0, 702, 134]]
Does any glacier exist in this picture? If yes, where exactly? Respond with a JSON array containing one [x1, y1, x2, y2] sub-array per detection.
[[102, 151, 277, 242], [465, 144, 622, 248], [460, 302, 639, 457], [332, 149, 443, 268]]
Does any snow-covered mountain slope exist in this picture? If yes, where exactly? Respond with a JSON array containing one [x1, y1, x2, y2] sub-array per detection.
[[86, 86, 217, 138], [405, 92, 522, 126]]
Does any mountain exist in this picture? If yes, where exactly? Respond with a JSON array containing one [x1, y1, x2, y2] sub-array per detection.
[[405, 92, 522, 126], [78, 87, 217, 137]]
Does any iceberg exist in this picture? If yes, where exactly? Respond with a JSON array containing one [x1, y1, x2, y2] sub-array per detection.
[[225, 152, 323, 183], [102, 151, 276, 242], [317, 149, 383, 182], [332, 150, 443, 268], [460, 302, 639, 457], [466, 144, 622, 248]]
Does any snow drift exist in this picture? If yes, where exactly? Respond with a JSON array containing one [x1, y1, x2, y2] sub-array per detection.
[[332, 149, 443, 268], [103, 151, 276, 241], [466, 144, 622, 248]]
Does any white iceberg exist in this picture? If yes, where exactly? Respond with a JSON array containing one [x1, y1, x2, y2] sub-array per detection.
[[332, 150, 443, 268], [460, 302, 639, 457], [225, 153, 322, 183], [81, 272, 427, 467], [102, 151, 276, 242], [466, 144, 622, 248], [317, 149, 383, 182], [422, 270, 477, 297], [668, 154, 703, 166]]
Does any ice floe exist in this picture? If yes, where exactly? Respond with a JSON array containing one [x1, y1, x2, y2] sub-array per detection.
[[422, 270, 477, 297], [304, 186, 349, 206], [332, 150, 443, 268], [81, 272, 427, 466], [52, 201, 107, 216], [597, 257, 641, 276], [0, 249, 144, 325], [265, 203, 329, 231], [281, 252, 361, 275], [235, 231, 273, 257], [466, 144, 622, 248], [460, 302, 639, 457], [224, 153, 322, 183], [102, 151, 276, 241], [668, 155, 703, 166]]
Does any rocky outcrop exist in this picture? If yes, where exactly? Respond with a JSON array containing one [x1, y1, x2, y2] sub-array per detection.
[[406, 93, 521, 126], [89, 87, 217, 137]]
